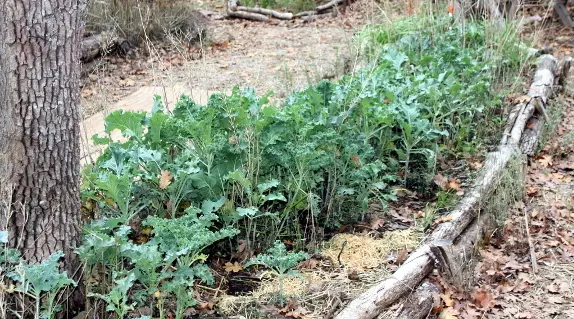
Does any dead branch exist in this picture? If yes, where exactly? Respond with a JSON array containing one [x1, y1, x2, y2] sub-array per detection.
[[294, 10, 318, 17], [524, 210, 538, 274], [227, 10, 270, 22], [81, 33, 130, 63], [236, 6, 293, 19], [317, 0, 344, 12]]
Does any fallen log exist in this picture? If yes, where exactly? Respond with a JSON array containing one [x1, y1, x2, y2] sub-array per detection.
[[81, 33, 131, 63], [394, 280, 440, 319], [226, 0, 352, 21], [333, 54, 565, 319], [394, 212, 494, 319], [227, 10, 270, 21], [426, 54, 558, 245], [317, 0, 344, 12], [293, 10, 318, 17], [520, 56, 572, 155], [236, 6, 293, 19]]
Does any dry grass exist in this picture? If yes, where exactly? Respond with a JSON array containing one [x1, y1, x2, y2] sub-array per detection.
[[217, 230, 420, 318], [87, 0, 209, 46], [322, 231, 420, 271]]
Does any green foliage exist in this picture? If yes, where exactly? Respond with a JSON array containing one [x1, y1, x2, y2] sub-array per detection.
[[89, 272, 136, 318], [245, 240, 309, 276], [143, 207, 239, 267], [77, 206, 237, 318], [244, 240, 308, 304], [7, 251, 76, 319], [82, 15, 526, 244]]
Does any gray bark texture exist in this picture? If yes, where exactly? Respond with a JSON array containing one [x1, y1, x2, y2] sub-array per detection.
[[0, 0, 87, 311]]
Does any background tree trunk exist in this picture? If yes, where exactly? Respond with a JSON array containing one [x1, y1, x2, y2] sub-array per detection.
[[0, 0, 87, 313]]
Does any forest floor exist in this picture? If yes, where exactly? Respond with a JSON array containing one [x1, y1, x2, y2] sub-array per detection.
[[78, 2, 574, 318]]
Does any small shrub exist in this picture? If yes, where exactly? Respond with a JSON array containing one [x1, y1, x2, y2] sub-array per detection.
[[77, 206, 237, 319]]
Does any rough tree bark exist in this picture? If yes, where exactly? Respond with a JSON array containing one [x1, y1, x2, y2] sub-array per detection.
[[0, 0, 87, 313]]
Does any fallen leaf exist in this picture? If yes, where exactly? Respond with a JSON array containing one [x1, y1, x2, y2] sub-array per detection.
[[546, 283, 560, 293], [351, 155, 361, 166], [471, 288, 496, 309], [285, 311, 310, 319], [441, 292, 455, 307], [469, 161, 483, 170], [526, 186, 538, 196], [436, 215, 453, 223], [224, 262, 243, 273], [279, 300, 297, 314], [513, 95, 531, 103], [395, 249, 409, 265], [198, 301, 215, 310], [369, 217, 385, 230], [159, 170, 173, 189], [434, 174, 448, 189], [461, 307, 482, 318], [439, 307, 459, 319], [446, 179, 462, 191], [538, 155, 553, 167], [300, 258, 320, 269]]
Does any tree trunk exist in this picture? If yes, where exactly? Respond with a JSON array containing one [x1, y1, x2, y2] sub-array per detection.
[[0, 0, 87, 314]]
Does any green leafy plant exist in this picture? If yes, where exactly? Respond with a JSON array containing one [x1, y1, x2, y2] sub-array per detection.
[[244, 240, 308, 303], [78, 205, 237, 318], [7, 252, 76, 319]]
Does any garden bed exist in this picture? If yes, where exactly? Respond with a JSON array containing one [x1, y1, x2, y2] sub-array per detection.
[[75, 13, 557, 319]]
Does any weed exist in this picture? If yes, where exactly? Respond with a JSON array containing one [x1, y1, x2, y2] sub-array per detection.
[[4, 249, 76, 319], [485, 153, 525, 226]]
